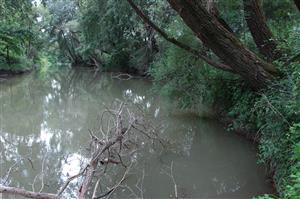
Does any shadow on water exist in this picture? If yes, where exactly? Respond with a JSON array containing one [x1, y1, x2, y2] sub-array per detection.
[[0, 68, 274, 198]]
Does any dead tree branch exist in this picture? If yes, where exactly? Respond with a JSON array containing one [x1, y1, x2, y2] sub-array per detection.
[[0, 186, 58, 199], [1, 101, 164, 199], [161, 161, 178, 199]]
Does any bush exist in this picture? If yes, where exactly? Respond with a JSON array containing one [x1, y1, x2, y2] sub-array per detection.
[[150, 38, 300, 198]]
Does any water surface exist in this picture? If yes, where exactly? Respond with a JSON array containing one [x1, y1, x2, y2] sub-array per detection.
[[0, 69, 274, 198]]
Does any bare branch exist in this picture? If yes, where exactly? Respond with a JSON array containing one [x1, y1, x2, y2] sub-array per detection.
[[92, 179, 101, 199], [0, 186, 58, 199], [56, 165, 88, 197], [161, 161, 178, 198], [1, 101, 164, 199], [106, 163, 132, 199]]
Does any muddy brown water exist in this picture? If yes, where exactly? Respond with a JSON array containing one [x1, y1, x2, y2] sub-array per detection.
[[0, 69, 274, 198]]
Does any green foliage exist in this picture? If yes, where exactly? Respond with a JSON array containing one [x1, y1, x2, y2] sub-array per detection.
[[42, 0, 83, 65], [217, 0, 245, 34], [149, 2, 300, 198], [79, 0, 139, 70], [0, 27, 32, 71], [224, 67, 298, 195], [79, 0, 164, 73], [0, 0, 43, 71], [0, 0, 32, 22], [254, 194, 276, 199], [263, 0, 297, 21], [152, 49, 300, 199], [284, 124, 300, 198], [1, 0, 300, 198], [150, 17, 234, 109]]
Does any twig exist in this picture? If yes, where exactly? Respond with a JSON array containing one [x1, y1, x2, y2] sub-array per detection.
[[57, 165, 88, 197], [92, 179, 101, 199], [39, 154, 47, 193], [170, 162, 178, 199], [2, 161, 19, 185], [135, 169, 145, 199], [106, 162, 132, 199], [2, 101, 163, 199], [161, 161, 178, 199]]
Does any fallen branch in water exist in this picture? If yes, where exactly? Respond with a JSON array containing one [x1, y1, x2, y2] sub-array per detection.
[[0, 186, 58, 199], [101, 162, 132, 199], [1, 153, 33, 185], [161, 161, 178, 199], [1, 100, 164, 199], [111, 73, 133, 80], [56, 165, 88, 197]]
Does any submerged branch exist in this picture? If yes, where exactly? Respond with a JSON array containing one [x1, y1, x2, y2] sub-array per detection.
[[1, 101, 164, 199]]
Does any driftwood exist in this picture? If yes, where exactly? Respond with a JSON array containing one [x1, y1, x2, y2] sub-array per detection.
[[0, 186, 58, 199], [111, 73, 133, 80], [0, 101, 164, 199]]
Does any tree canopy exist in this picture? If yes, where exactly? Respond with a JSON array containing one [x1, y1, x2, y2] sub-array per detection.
[[0, 0, 300, 198]]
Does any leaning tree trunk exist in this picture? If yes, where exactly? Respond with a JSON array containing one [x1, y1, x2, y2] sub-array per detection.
[[295, 0, 300, 11], [167, 0, 277, 90], [243, 0, 281, 61], [205, 0, 234, 33], [126, 0, 234, 72]]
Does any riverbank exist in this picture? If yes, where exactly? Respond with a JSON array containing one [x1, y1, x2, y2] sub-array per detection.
[[209, 72, 300, 199], [214, 102, 280, 195], [214, 103, 259, 143], [0, 69, 32, 78], [1, 65, 297, 198], [0, 70, 273, 198]]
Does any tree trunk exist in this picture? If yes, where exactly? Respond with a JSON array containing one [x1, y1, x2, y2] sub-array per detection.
[[126, 0, 234, 72], [167, 0, 278, 89], [205, 0, 234, 33], [295, 0, 300, 11], [243, 0, 281, 61], [6, 46, 10, 66]]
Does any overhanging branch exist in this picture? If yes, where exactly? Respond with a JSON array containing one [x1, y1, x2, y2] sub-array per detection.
[[126, 0, 233, 72]]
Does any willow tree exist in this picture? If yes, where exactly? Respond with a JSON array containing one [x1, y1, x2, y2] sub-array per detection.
[[127, 0, 278, 89], [243, 0, 281, 61], [0, 0, 36, 69]]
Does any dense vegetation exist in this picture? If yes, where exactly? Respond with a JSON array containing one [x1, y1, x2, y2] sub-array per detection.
[[1, 0, 300, 198], [0, 0, 38, 72]]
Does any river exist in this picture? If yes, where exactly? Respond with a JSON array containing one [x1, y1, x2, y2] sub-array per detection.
[[0, 68, 274, 198]]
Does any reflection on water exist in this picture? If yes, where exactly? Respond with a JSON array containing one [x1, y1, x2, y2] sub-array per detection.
[[0, 69, 274, 198]]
